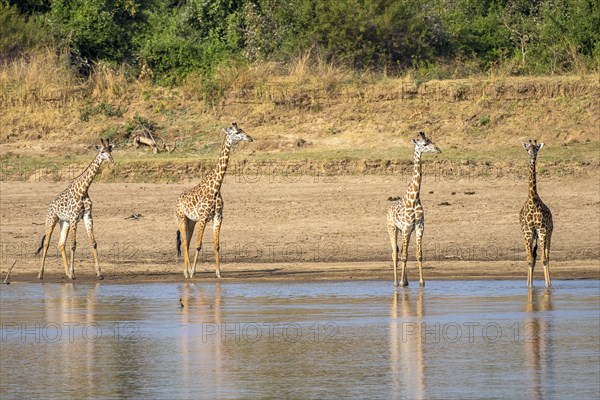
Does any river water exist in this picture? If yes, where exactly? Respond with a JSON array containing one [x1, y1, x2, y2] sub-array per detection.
[[1, 280, 598, 399]]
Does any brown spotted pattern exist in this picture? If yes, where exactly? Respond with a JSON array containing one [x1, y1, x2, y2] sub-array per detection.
[[37, 140, 114, 280], [174, 122, 253, 279], [519, 140, 553, 287], [387, 132, 441, 287]]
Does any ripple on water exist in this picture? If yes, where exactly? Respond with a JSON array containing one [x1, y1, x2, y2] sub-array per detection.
[[1, 279, 599, 399]]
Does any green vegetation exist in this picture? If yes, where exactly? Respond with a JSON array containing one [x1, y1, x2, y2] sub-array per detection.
[[123, 113, 158, 139], [79, 101, 123, 121], [1, 1, 598, 183], [2, 0, 599, 84]]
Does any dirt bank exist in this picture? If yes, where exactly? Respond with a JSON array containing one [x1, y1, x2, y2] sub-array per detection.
[[1, 173, 598, 283]]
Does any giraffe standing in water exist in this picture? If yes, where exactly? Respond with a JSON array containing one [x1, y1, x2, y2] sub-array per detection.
[[520, 140, 553, 288], [387, 132, 441, 287], [36, 139, 114, 279], [175, 122, 253, 278]]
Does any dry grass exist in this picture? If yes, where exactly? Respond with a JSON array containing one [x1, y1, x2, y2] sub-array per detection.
[[1, 50, 599, 180], [0, 49, 132, 111], [0, 49, 83, 109], [88, 61, 131, 102], [180, 53, 355, 108]]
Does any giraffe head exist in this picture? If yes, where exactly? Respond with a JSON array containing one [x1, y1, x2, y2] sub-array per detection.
[[222, 122, 253, 145], [95, 138, 114, 164], [523, 139, 544, 161], [411, 132, 441, 154]]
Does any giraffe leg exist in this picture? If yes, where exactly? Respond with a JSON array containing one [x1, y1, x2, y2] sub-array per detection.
[[213, 215, 223, 279], [523, 233, 536, 288], [541, 231, 552, 288], [177, 216, 192, 278], [184, 218, 196, 278], [67, 221, 79, 279], [185, 218, 196, 256], [38, 218, 58, 279], [68, 220, 78, 280], [213, 196, 224, 279], [38, 215, 58, 279], [83, 210, 103, 279], [399, 230, 411, 287], [415, 224, 425, 287], [388, 223, 399, 287], [191, 220, 207, 279], [56, 221, 71, 279]]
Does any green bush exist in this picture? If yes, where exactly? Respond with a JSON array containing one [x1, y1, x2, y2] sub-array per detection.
[[133, 0, 243, 85], [3, 0, 599, 82], [248, 0, 449, 70], [0, 2, 52, 59], [531, 0, 600, 74], [48, 0, 145, 72], [79, 101, 124, 122], [124, 113, 158, 139]]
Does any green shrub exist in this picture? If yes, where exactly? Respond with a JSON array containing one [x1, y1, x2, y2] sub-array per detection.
[[3, 0, 599, 81], [124, 113, 158, 139], [48, 0, 143, 72], [79, 101, 123, 122], [0, 2, 52, 60]]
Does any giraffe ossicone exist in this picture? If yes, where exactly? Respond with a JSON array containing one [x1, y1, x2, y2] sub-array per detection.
[[387, 131, 441, 287], [36, 139, 114, 280], [174, 122, 253, 279]]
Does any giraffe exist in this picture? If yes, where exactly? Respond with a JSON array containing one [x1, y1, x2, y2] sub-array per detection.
[[35, 139, 114, 280], [387, 132, 441, 287], [520, 139, 553, 288], [175, 122, 253, 279]]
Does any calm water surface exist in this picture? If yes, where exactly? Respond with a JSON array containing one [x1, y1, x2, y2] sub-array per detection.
[[1, 280, 599, 399]]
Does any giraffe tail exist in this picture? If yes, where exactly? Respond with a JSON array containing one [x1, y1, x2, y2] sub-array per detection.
[[532, 243, 538, 260], [35, 235, 46, 255], [176, 230, 182, 258]]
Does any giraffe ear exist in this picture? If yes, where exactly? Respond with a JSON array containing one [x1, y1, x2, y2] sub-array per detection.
[[522, 142, 529, 150], [95, 145, 102, 151], [107, 144, 114, 152], [222, 128, 229, 135], [537, 143, 544, 150], [411, 138, 418, 145]]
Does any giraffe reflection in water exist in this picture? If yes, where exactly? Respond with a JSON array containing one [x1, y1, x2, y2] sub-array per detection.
[[524, 288, 554, 400], [179, 283, 226, 396], [390, 289, 425, 399], [42, 284, 124, 396]]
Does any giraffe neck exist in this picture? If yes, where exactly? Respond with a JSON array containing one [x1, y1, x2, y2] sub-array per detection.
[[528, 158, 538, 199], [405, 149, 422, 203], [68, 154, 103, 196], [209, 137, 232, 193]]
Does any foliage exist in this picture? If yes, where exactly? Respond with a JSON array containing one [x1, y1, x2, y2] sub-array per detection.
[[123, 113, 158, 139], [3, 0, 599, 83], [0, 2, 52, 60], [79, 101, 123, 122], [6, 0, 51, 14], [47, 0, 146, 73]]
